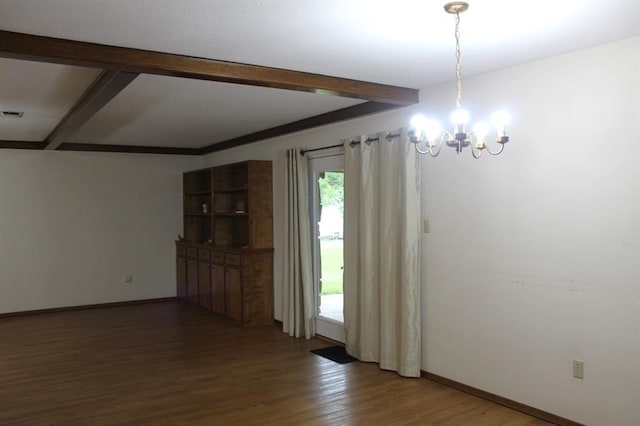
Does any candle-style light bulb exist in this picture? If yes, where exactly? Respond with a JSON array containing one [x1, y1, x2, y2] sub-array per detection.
[[424, 119, 442, 142], [451, 108, 469, 133], [491, 111, 511, 136], [473, 122, 489, 139], [473, 122, 489, 149], [410, 114, 428, 142]]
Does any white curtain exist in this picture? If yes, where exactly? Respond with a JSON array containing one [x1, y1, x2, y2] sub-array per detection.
[[282, 148, 315, 339], [343, 130, 422, 377]]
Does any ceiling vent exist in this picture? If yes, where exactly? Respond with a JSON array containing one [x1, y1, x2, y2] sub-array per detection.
[[2, 111, 24, 118]]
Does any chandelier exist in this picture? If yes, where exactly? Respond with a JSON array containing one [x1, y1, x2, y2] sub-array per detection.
[[409, 2, 511, 158]]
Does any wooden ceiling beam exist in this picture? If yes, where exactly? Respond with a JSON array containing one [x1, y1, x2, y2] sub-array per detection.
[[200, 101, 402, 154], [0, 140, 46, 150], [56, 143, 201, 156], [44, 69, 138, 150], [0, 30, 419, 106]]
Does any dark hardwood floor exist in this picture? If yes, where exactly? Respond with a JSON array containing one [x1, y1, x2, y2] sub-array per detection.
[[0, 301, 549, 425]]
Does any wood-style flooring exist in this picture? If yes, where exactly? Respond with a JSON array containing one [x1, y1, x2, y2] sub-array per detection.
[[0, 301, 550, 425]]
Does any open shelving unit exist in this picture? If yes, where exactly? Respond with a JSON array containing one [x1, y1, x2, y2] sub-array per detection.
[[176, 160, 273, 327], [182, 168, 213, 243]]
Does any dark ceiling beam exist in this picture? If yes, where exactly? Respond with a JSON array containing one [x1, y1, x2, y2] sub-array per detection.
[[200, 101, 402, 154], [44, 69, 138, 150], [0, 140, 46, 150], [0, 30, 419, 106], [56, 142, 201, 156]]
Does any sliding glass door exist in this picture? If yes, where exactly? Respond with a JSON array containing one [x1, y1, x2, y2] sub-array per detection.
[[308, 153, 345, 342]]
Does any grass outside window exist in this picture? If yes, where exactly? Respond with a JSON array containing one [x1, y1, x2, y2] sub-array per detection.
[[320, 239, 343, 295]]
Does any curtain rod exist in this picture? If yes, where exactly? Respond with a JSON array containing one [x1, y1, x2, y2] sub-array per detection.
[[300, 132, 402, 156], [300, 143, 342, 156]]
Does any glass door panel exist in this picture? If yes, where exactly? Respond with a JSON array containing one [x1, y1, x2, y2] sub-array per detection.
[[309, 154, 344, 342]]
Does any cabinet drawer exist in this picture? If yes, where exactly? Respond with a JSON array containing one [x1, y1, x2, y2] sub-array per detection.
[[197, 249, 210, 261], [176, 246, 187, 257], [225, 253, 241, 266], [186, 247, 198, 258], [211, 251, 225, 264]]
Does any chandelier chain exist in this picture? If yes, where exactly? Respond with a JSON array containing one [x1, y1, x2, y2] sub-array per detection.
[[454, 11, 462, 110]]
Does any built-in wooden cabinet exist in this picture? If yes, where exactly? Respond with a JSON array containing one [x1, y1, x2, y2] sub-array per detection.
[[210, 261, 225, 315], [224, 266, 242, 322], [176, 160, 273, 327], [186, 247, 199, 306], [176, 249, 187, 300], [197, 249, 212, 310]]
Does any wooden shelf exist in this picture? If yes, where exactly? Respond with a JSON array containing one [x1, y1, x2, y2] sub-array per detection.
[[214, 212, 248, 217], [185, 190, 213, 195], [183, 168, 214, 242], [182, 161, 271, 249], [214, 187, 248, 193]]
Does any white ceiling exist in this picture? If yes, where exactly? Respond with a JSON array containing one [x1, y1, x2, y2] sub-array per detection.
[[66, 75, 363, 148], [0, 0, 638, 150], [0, 58, 100, 141]]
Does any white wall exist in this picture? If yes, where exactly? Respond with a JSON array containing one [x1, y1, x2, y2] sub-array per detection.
[[0, 150, 198, 313], [204, 36, 640, 425], [421, 36, 640, 425]]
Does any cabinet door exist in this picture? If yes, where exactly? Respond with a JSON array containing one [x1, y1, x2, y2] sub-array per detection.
[[211, 264, 226, 315], [186, 259, 199, 305], [198, 261, 212, 310], [177, 257, 187, 300], [225, 268, 242, 322]]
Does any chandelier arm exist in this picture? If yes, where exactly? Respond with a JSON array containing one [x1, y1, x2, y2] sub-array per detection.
[[414, 138, 443, 157], [414, 141, 432, 155], [429, 141, 444, 157], [485, 142, 505, 156], [471, 146, 482, 158], [428, 146, 441, 157], [432, 131, 450, 157], [469, 136, 483, 158]]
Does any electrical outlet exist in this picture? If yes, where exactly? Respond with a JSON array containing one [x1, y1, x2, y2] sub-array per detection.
[[423, 219, 430, 233], [573, 360, 584, 379], [124, 273, 134, 283]]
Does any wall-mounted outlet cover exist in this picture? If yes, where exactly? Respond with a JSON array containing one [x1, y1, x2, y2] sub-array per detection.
[[573, 359, 584, 379]]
